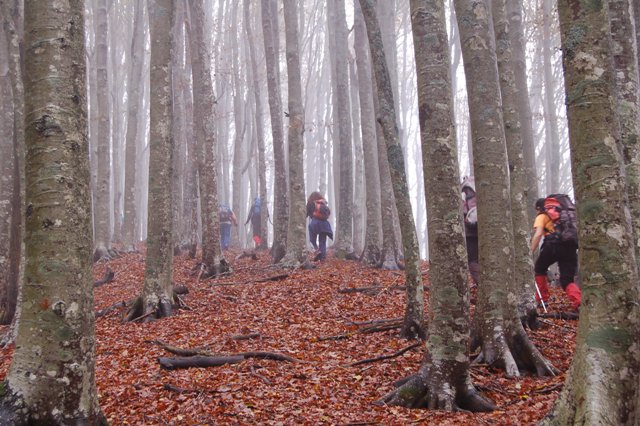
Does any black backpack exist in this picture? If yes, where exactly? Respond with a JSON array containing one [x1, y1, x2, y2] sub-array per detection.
[[544, 194, 578, 244], [219, 206, 232, 222]]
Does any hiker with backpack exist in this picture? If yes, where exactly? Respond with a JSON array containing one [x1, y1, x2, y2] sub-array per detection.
[[219, 204, 238, 250], [245, 197, 262, 249], [461, 176, 480, 285], [531, 195, 582, 311], [306, 191, 333, 262]]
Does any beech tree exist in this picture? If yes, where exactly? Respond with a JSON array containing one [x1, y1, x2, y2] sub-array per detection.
[[126, 0, 175, 321], [379, 0, 494, 410], [0, 0, 105, 421], [359, 0, 425, 340], [543, 1, 640, 423]]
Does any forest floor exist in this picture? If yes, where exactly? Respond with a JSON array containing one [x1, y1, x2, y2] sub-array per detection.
[[0, 247, 577, 425]]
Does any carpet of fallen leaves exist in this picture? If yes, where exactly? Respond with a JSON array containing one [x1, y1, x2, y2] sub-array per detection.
[[0, 247, 577, 425]]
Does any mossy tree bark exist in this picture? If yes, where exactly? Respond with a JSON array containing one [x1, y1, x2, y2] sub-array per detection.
[[281, 0, 308, 268], [0, 1, 106, 422], [453, 0, 555, 376], [360, 0, 424, 340], [543, 1, 640, 424], [378, 0, 494, 411]]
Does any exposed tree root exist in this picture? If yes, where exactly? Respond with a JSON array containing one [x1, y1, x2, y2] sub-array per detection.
[[201, 258, 232, 279], [96, 300, 129, 318], [94, 267, 115, 287], [375, 373, 495, 411], [539, 312, 578, 321], [348, 342, 421, 367], [236, 250, 258, 260], [93, 246, 112, 263], [124, 296, 172, 322]]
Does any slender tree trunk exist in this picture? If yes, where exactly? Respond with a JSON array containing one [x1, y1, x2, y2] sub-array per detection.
[[542, 0, 560, 194], [492, 0, 537, 326], [262, 0, 288, 262], [360, 0, 425, 340], [123, 0, 145, 253], [0, 0, 106, 421], [281, 0, 307, 267], [127, 0, 176, 321], [187, 0, 229, 277], [354, 1, 382, 266], [544, 1, 640, 423], [93, 0, 112, 261]]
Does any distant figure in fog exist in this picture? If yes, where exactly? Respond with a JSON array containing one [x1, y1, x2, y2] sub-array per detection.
[[306, 191, 333, 262]]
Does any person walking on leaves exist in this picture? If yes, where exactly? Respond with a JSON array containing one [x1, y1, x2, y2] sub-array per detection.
[[306, 192, 333, 262], [245, 197, 263, 249], [219, 204, 238, 251], [531, 197, 582, 311]]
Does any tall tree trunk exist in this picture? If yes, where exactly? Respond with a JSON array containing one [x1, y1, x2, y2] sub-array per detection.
[[244, 0, 268, 250], [354, 1, 382, 266], [0, 0, 106, 421], [187, 0, 229, 277], [123, 0, 146, 253], [545, 1, 640, 423], [93, 0, 112, 261], [282, 0, 308, 267], [127, 0, 175, 321], [454, 0, 555, 376], [332, 0, 355, 258], [542, 0, 560, 194], [379, 0, 495, 411], [230, 0, 245, 249], [360, 0, 425, 340], [492, 0, 537, 326], [261, 0, 288, 262], [507, 0, 539, 217]]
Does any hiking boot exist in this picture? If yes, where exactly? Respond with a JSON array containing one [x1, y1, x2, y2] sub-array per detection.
[[534, 274, 550, 304], [565, 282, 581, 311]]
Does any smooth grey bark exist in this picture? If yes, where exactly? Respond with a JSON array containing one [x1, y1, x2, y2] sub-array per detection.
[[230, 0, 245, 249], [0, 0, 106, 422], [507, 0, 538, 217], [93, 0, 112, 261], [127, 0, 176, 321], [261, 0, 288, 262], [454, 0, 555, 377], [331, 0, 355, 258], [379, 0, 494, 411], [542, 0, 560, 194], [492, 0, 537, 326], [123, 0, 146, 253], [360, 0, 424, 340], [244, 0, 268, 250], [281, 0, 308, 267], [354, 1, 382, 266], [0, 0, 24, 331], [187, 0, 228, 277], [350, 58, 365, 255], [544, 1, 640, 424]]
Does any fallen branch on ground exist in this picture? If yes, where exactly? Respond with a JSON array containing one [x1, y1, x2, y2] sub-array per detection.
[[231, 333, 261, 341], [539, 312, 579, 320], [158, 351, 299, 370], [94, 268, 115, 287], [210, 273, 290, 287], [348, 342, 422, 367], [96, 300, 129, 318]]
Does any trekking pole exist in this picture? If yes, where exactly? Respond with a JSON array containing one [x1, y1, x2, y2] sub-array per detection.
[[534, 281, 548, 313]]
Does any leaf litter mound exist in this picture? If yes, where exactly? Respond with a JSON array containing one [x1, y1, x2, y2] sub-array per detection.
[[0, 249, 576, 425]]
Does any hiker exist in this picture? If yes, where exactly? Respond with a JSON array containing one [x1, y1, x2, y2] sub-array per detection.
[[461, 176, 479, 285], [245, 197, 262, 249], [531, 197, 581, 311], [306, 191, 333, 262], [219, 204, 238, 250]]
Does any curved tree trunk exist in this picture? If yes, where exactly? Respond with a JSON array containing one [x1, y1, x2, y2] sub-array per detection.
[[0, 1, 106, 422], [360, 0, 424, 340], [543, 1, 640, 424]]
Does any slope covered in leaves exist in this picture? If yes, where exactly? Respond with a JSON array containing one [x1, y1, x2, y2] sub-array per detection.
[[0, 249, 576, 425]]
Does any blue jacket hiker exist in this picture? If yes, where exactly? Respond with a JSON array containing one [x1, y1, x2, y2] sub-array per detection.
[[306, 191, 333, 261]]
